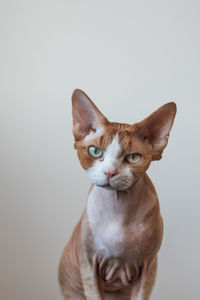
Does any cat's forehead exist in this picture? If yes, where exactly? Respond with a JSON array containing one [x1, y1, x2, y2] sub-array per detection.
[[85, 122, 142, 154]]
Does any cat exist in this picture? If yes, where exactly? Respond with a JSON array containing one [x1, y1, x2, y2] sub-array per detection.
[[58, 89, 176, 300]]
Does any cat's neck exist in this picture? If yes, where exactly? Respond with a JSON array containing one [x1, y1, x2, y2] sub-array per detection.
[[87, 173, 158, 224]]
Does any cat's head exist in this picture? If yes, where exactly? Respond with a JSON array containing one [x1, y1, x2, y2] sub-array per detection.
[[72, 89, 176, 191]]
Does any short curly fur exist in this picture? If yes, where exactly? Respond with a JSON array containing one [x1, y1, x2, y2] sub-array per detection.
[[59, 89, 176, 300]]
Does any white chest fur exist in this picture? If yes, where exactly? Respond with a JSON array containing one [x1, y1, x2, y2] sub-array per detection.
[[87, 186, 132, 258], [86, 183, 158, 286]]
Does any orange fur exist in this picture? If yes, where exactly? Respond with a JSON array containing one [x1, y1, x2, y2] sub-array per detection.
[[59, 89, 176, 300]]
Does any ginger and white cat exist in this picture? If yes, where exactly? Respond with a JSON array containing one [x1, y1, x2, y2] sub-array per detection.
[[59, 89, 176, 300]]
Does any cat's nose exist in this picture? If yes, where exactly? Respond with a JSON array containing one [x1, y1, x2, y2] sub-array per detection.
[[104, 171, 118, 179]]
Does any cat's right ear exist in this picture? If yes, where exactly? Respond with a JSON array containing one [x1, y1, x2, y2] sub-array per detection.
[[72, 89, 108, 141]]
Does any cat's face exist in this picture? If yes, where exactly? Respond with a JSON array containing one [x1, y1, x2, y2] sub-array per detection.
[[72, 89, 176, 191], [75, 125, 153, 190]]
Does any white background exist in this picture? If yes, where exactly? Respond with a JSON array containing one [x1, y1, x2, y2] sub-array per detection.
[[0, 1, 199, 299]]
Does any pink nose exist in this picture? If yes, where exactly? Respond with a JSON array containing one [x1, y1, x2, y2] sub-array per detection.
[[104, 171, 118, 179]]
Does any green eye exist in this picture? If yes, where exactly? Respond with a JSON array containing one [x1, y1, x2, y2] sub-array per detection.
[[88, 146, 103, 158], [126, 153, 141, 164]]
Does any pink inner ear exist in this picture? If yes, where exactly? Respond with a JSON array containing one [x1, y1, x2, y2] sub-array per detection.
[[72, 89, 107, 141], [137, 102, 176, 154], [152, 118, 174, 151], [160, 119, 173, 136], [73, 105, 100, 138]]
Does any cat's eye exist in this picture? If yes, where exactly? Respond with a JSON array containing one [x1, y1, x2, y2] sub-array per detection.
[[88, 146, 103, 158], [126, 153, 141, 164]]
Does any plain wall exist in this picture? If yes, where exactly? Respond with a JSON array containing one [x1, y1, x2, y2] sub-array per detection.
[[0, 0, 200, 299]]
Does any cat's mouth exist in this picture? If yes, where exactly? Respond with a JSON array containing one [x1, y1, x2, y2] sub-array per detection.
[[96, 180, 116, 189], [93, 174, 135, 191], [96, 181, 132, 191], [97, 183, 111, 188]]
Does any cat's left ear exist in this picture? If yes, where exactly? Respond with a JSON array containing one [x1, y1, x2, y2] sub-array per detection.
[[72, 89, 108, 141], [135, 102, 177, 160]]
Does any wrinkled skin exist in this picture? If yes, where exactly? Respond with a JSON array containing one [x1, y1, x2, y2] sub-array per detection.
[[59, 89, 176, 300]]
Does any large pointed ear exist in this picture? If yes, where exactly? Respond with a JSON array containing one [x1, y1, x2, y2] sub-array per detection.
[[72, 89, 108, 141], [135, 102, 177, 160]]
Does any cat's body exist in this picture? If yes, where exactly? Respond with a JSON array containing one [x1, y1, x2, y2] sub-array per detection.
[[59, 90, 176, 300]]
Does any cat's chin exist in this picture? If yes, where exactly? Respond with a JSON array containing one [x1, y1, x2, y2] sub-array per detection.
[[95, 182, 133, 191], [96, 183, 113, 189]]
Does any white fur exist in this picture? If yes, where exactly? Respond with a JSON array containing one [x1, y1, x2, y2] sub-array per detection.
[[87, 134, 134, 190], [84, 125, 103, 141], [87, 187, 125, 258], [138, 289, 143, 300]]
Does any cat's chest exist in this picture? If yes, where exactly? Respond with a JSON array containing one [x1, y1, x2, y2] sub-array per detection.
[[87, 188, 134, 258], [90, 216, 125, 257], [86, 186, 155, 288]]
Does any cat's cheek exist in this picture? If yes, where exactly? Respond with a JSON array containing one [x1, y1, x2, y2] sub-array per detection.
[[128, 158, 152, 178], [110, 167, 135, 190], [79, 157, 94, 170], [87, 163, 108, 186], [76, 147, 95, 170]]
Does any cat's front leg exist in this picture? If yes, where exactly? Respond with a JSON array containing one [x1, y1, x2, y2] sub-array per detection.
[[80, 215, 104, 300], [130, 257, 157, 300], [80, 253, 104, 300]]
